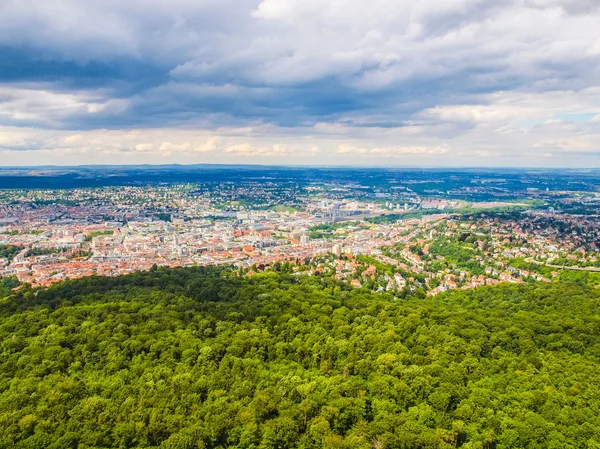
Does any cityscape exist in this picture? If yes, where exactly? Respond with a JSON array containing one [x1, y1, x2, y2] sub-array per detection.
[[1, 167, 599, 294]]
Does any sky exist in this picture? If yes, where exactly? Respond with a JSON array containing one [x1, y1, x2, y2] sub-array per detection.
[[1, 0, 600, 167]]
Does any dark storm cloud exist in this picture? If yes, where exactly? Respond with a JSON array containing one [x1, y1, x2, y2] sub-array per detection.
[[0, 46, 164, 85]]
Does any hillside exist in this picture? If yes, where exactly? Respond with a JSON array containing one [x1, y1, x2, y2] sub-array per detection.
[[1, 267, 600, 448]]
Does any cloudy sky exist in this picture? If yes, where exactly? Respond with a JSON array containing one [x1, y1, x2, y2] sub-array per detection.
[[1, 0, 600, 167]]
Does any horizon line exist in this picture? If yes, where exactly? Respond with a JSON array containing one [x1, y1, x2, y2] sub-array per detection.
[[0, 163, 597, 171]]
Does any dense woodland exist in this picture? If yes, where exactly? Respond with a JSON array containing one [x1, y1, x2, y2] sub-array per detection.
[[1, 267, 600, 448]]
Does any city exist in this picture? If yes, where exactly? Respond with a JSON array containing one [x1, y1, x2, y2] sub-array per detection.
[[1, 168, 599, 294]]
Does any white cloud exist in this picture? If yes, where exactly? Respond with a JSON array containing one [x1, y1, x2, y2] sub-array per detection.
[[196, 136, 222, 153], [337, 144, 450, 156], [135, 143, 154, 152], [0, 85, 128, 128], [533, 139, 599, 152], [225, 143, 290, 157], [337, 145, 368, 154], [306, 145, 319, 155], [1, 0, 600, 166], [159, 141, 191, 152]]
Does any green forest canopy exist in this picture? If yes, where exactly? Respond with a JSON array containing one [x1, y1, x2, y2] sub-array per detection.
[[1, 267, 600, 448]]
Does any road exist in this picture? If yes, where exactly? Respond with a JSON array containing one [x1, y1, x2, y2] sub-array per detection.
[[523, 257, 600, 272]]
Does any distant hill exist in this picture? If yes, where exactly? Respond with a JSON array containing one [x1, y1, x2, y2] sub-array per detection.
[[0, 165, 599, 193]]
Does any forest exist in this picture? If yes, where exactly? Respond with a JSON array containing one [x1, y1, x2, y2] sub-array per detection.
[[1, 266, 600, 448]]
